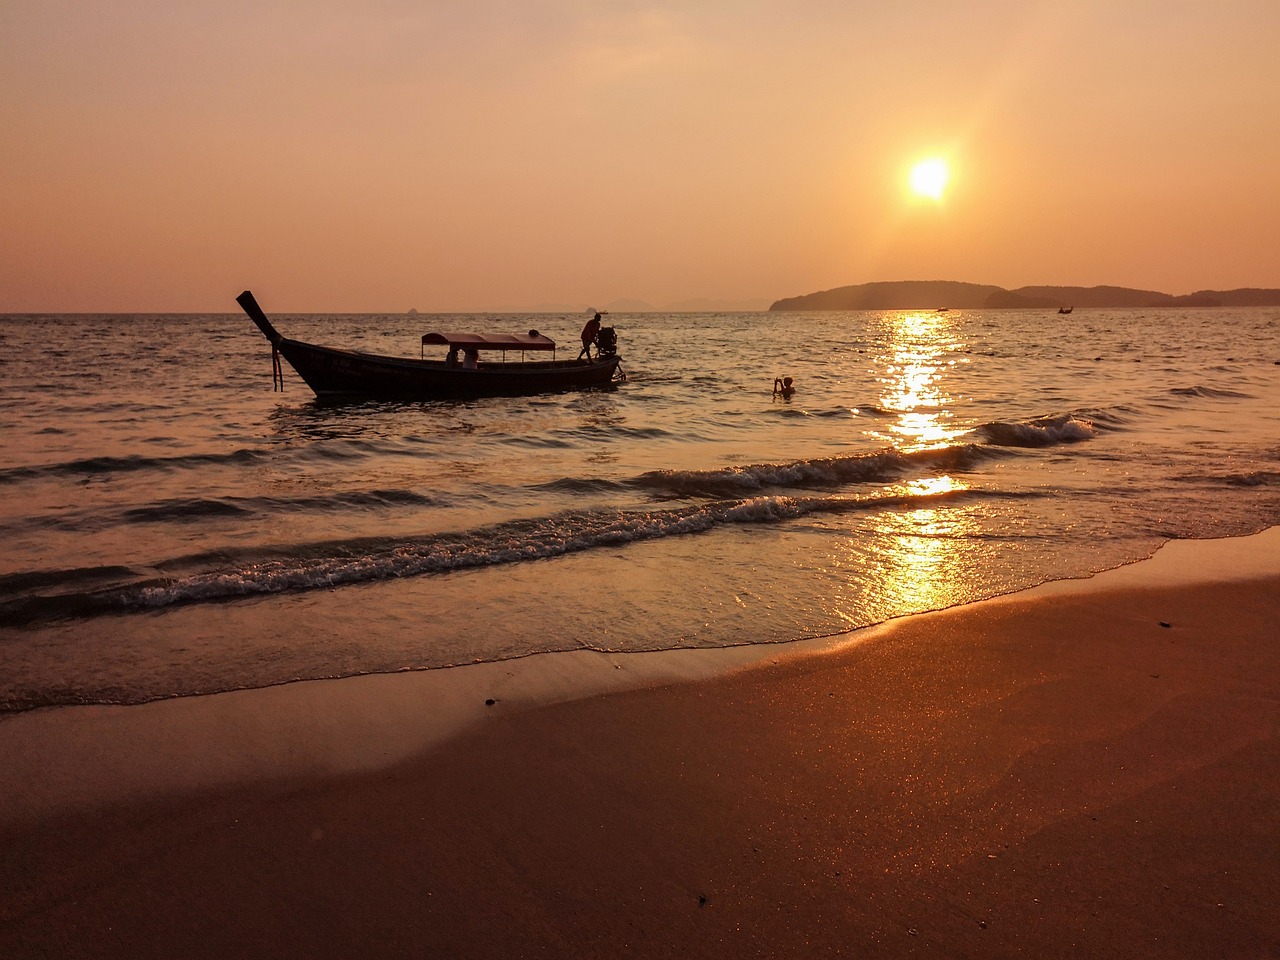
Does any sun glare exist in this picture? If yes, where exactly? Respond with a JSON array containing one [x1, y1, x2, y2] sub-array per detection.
[[909, 159, 949, 200]]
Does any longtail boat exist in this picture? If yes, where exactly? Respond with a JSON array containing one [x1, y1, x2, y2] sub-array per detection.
[[237, 291, 624, 400]]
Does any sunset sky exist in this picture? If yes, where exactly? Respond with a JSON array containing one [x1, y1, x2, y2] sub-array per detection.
[[3, 1, 1278, 312]]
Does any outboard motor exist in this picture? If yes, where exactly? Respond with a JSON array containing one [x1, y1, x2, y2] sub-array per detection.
[[596, 326, 618, 358]]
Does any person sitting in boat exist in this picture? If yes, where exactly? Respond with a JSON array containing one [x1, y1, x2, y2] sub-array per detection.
[[579, 313, 602, 360], [462, 347, 479, 370], [446, 347, 460, 367], [773, 376, 795, 399]]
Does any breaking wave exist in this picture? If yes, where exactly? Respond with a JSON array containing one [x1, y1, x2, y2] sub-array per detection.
[[632, 411, 1097, 498], [971, 413, 1097, 448], [0, 486, 1032, 626], [0, 408, 1102, 627], [633, 444, 1001, 498]]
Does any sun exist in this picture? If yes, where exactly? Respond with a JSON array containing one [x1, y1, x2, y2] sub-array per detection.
[[909, 158, 949, 200]]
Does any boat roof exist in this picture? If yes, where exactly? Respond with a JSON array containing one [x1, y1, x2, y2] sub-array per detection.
[[421, 332, 557, 351]]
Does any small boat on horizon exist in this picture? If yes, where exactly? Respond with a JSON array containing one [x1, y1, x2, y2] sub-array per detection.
[[237, 291, 624, 401], [1059, 306, 1074, 314]]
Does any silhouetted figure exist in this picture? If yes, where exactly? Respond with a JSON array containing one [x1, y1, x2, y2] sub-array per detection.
[[462, 347, 479, 370], [595, 325, 618, 357], [773, 376, 795, 399], [579, 313, 602, 360]]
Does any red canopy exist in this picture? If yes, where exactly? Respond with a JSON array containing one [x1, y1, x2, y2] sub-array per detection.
[[421, 332, 557, 351]]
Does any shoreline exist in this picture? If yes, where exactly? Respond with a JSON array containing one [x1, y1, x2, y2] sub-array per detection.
[[3, 528, 1279, 829], [3, 529, 1279, 956]]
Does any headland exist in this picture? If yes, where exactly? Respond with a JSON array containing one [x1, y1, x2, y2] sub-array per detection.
[[769, 280, 1280, 311]]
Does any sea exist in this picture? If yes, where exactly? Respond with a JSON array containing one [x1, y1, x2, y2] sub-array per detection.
[[2, 307, 1278, 715]]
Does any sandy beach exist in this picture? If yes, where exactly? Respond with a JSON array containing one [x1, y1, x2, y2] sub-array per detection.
[[3, 530, 1279, 959]]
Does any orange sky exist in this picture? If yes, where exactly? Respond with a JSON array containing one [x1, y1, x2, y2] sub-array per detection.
[[3, 1, 1278, 312]]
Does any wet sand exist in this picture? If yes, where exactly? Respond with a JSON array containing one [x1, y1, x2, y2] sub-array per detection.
[[3, 532, 1279, 958]]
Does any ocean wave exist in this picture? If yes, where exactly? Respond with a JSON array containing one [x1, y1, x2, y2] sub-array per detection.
[[806, 405, 891, 419], [1168, 385, 1253, 399], [0, 448, 269, 485], [122, 498, 254, 522], [631, 412, 1098, 498], [0, 487, 1007, 626], [1225, 471, 1280, 487], [1076, 405, 1138, 428], [604, 425, 678, 440], [121, 488, 440, 523], [4, 488, 445, 535], [632, 445, 1000, 499], [0, 564, 145, 597], [534, 477, 632, 494], [1174, 470, 1280, 488], [971, 413, 1096, 448]]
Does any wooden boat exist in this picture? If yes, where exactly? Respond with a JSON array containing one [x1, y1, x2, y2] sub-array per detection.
[[1059, 306, 1073, 314], [237, 291, 624, 400]]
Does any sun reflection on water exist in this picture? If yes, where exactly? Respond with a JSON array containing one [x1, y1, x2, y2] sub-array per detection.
[[874, 310, 968, 451], [840, 313, 984, 618], [872, 476, 976, 613]]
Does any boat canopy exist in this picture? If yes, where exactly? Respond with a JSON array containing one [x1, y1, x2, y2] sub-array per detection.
[[421, 332, 556, 352]]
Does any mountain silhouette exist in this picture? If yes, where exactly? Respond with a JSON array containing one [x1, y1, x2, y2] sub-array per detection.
[[769, 281, 1280, 311]]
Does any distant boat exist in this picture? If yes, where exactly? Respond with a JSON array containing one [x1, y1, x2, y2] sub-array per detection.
[[237, 291, 624, 400], [1059, 306, 1073, 314], [936, 307, 949, 312]]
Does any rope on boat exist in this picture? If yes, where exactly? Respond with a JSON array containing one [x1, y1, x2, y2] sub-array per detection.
[[271, 343, 284, 391]]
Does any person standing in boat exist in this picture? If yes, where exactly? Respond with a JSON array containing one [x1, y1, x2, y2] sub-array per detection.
[[579, 313, 602, 360]]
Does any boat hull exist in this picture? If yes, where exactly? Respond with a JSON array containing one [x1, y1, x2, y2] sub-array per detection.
[[277, 338, 622, 400]]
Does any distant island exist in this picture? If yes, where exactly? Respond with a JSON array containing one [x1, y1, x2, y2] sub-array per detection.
[[769, 281, 1280, 312]]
